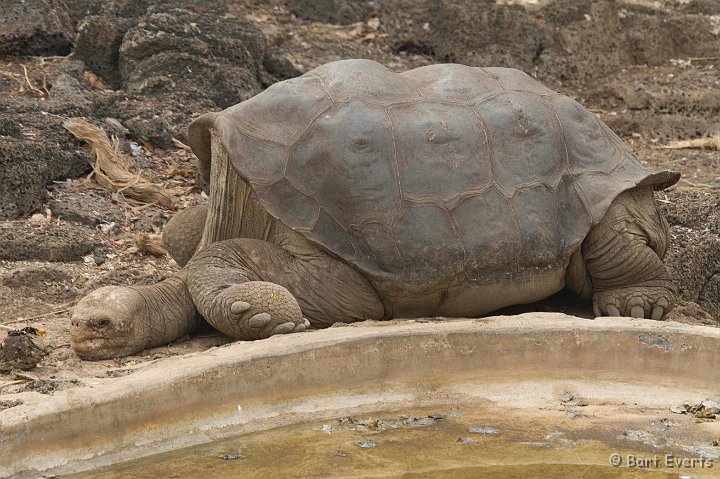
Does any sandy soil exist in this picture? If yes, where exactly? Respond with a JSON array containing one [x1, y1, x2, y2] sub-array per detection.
[[0, 0, 718, 402]]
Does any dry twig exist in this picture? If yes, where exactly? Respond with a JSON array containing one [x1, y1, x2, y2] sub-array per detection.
[[0, 305, 73, 326], [134, 232, 168, 256], [172, 137, 193, 152], [0, 380, 27, 390], [21, 65, 46, 97], [658, 137, 720, 150], [681, 179, 713, 189], [14, 372, 38, 381], [688, 56, 720, 62]]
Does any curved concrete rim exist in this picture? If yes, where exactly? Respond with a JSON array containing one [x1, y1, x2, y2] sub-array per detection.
[[1, 313, 719, 477]]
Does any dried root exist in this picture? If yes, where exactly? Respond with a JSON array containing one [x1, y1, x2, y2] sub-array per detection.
[[659, 137, 720, 150], [63, 118, 172, 208]]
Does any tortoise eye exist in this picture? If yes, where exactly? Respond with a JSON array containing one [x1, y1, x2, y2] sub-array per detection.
[[95, 319, 110, 329]]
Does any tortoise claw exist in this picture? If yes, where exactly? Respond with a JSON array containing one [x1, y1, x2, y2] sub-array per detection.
[[593, 287, 674, 320], [231, 301, 251, 314], [248, 312, 271, 327], [271, 322, 295, 335]]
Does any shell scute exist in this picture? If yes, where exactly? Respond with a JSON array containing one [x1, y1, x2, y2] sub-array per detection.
[[549, 95, 623, 174], [353, 222, 405, 277], [402, 64, 501, 103], [486, 67, 556, 95], [512, 185, 562, 267], [392, 204, 464, 283], [222, 75, 332, 146], [310, 209, 356, 259], [474, 92, 567, 194], [310, 59, 421, 105], [217, 119, 288, 185], [287, 102, 401, 227], [389, 101, 492, 205], [554, 176, 593, 252], [253, 178, 319, 230], [452, 188, 521, 280]]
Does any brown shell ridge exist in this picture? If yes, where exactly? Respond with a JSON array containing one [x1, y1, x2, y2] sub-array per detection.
[[480, 67, 504, 89], [308, 206, 350, 235], [446, 210, 471, 282], [396, 162, 660, 214], [372, 90, 561, 109], [470, 104, 500, 190], [383, 109, 405, 213], [573, 180, 601, 224], [221, 116, 287, 149], [304, 72, 336, 102], [542, 96, 572, 173]]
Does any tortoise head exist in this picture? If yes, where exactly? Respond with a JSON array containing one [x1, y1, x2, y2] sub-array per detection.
[[69, 287, 145, 360]]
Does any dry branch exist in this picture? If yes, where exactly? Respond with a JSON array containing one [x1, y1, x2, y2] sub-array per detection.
[[63, 118, 172, 208], [172, 137, 192, 152], [21, 64, 46, 97], [659, 137, 720, 150], [134, 232, 168, 256], [0, 304, 73, 326]]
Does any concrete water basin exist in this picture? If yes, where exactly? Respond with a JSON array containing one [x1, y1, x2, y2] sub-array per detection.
[[2, 313, 719, 477]]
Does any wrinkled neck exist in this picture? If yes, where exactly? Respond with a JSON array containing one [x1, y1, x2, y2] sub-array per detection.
[[198, 131, 279, 252], [132, 272, 203, 349]]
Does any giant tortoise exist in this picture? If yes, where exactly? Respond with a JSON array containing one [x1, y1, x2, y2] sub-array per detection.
[[70, 59, 680, 360]]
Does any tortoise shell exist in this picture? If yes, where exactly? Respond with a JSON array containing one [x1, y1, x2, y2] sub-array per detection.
[[188, 59, 678, 287]]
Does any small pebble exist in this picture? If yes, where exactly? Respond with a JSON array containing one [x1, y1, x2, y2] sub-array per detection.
[[468, 426, 500, 435], [354, 440, 376, 449], [218, 453, 246, 460], [457, 437, 478, 445]]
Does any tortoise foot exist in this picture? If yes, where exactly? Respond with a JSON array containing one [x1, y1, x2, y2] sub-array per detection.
[[209, 281, 308, 340], [592, 286, 674, 320]]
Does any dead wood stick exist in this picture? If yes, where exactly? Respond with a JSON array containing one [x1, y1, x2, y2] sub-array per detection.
[[0, 305, 72, 326]]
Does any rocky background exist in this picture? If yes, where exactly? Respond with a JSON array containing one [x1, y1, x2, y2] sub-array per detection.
[[0, 0, 718, 386]]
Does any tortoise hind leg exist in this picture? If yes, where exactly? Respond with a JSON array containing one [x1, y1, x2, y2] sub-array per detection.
[[162, 204, 207, 267], [581, 186, 676, 320], [185, 237, 385, 340]]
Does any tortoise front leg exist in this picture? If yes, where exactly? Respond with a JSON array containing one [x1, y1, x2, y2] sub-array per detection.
[[186, 238, 307, 340], [185, 237, 385, 340], [581, 186, 676, 320]]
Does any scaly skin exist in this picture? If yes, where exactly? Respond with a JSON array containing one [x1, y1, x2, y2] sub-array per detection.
[[70, 273, 203, 360], [162, 204, 208, 267], [572, 186, 676, 319]]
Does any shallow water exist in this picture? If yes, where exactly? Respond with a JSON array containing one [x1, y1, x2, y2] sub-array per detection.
[[73, 407, 689, 478]]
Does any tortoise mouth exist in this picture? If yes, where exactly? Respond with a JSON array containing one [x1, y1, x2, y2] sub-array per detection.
[[71, 336, 137, 361]]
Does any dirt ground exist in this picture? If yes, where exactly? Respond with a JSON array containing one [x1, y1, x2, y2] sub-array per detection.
[[0, 0, 719, 400]]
